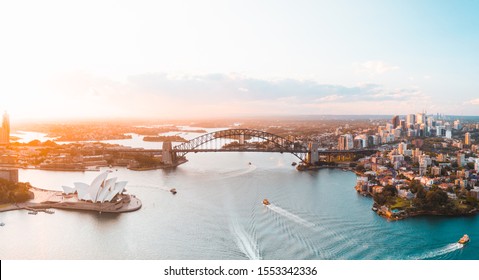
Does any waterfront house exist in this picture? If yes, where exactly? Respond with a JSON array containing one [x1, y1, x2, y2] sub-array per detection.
[[470, 187, 479, 200], [372, 186, 384, 194]]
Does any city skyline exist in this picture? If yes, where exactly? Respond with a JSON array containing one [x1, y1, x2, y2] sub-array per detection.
[[2, 0, 479, 120]]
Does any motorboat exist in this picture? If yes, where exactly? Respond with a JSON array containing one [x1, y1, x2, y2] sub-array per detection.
[[170, 188, 177, 195], [263, 199, 270, 206], [372, 206, 378, 211], [291, 162, 297, 166], [458, 234, 470, 244]]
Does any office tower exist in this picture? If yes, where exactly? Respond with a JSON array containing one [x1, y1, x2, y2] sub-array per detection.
[[406, 114, 416, 128], [391, 115, 400, 129], [465, 132, 471, 145]]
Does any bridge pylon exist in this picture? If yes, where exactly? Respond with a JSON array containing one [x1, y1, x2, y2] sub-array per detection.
[[306, 142, 319, 165], [162, 141, 177, 165]]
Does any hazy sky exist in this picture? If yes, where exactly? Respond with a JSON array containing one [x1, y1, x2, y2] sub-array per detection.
[[1, 0, 479, 120]]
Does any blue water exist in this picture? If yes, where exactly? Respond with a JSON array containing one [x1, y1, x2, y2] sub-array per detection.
[[1, 133, 478, 259]]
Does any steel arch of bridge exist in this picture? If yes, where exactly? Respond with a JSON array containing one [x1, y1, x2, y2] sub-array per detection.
[[173, 128, 308, 162]]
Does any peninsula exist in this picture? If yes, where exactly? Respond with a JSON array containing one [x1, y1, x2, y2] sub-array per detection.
[[0, 172, 142, 214]]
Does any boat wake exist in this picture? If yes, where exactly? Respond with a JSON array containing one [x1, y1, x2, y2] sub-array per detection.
[[219, 165, 257, 179], [230, 220, 261, 260], [267, 204, 315, 229], [414, 243, 463, 260]]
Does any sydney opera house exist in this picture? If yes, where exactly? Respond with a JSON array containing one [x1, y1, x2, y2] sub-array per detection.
[[61, 172, 128, 203]]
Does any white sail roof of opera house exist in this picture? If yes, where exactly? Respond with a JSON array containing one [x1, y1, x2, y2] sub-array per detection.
[[61, 172, 128, 203]]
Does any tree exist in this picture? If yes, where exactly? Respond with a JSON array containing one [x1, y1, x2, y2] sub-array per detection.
[[466, 162, 475, 170], [373, 193, 387, 205], [383, 185, 397, 197], [425, 189, 448, 210], [409, 180, 422, 194], [355, 164, 365, 172]]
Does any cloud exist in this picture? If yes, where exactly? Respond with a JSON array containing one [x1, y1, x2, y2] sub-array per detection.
[[41, 71, 430, 118], [315, 95, 344, 102], [467, 98, 479, 105], [354, 60, 400, 75]]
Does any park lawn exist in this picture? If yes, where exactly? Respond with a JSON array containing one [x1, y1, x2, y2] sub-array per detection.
[[390, 197, 411, 210]]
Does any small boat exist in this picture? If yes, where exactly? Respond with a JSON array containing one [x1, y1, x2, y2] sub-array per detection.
[[458, 234, 470, 244], [372, 207, 378, 211], [28, 211, 38, 215], [170, 188, 177, 195], [248, 162, 252, 165], [291, 162, 297, 166], [263, 199, 270, 206], [45, 209, 55, 214], [0, 222, 5, 226]]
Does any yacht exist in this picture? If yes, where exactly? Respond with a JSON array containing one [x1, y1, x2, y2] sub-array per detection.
[[262, 199, 270, 206]]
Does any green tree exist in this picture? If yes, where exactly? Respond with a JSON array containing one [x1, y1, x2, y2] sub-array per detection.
[[424, 189, 448, 210], [373, 193, 387, 205]]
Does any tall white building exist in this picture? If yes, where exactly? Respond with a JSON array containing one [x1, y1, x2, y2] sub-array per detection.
[[446, 130, 452, 139], [406, 114, 416, 127], [416, 113, 426, 124]]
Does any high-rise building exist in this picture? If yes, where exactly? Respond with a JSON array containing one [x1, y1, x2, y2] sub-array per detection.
[[454, 120, 461, 130], [465, 132, 471, 145], [416, 113, 426, 124], [398, 142, 407, 155], [419, 159, 427, 176], [457, 153, 465, 167], [0, 111, 10, 145], [406, 114, 416, 128], [445, 130, 452, 139], [391, 115, 400, 129], [338, 134, 353, 150], [386, 123, 394, 132]]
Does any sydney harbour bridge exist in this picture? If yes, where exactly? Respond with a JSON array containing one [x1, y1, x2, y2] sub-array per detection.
[[112, 128, 378, 166]]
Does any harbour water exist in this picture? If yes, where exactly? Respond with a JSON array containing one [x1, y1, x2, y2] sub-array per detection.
[[1, 132, 479, 259]]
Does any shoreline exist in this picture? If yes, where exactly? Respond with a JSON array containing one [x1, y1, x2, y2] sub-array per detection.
[[297, 164, 352, 171], [377, 208, 479, 221]]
